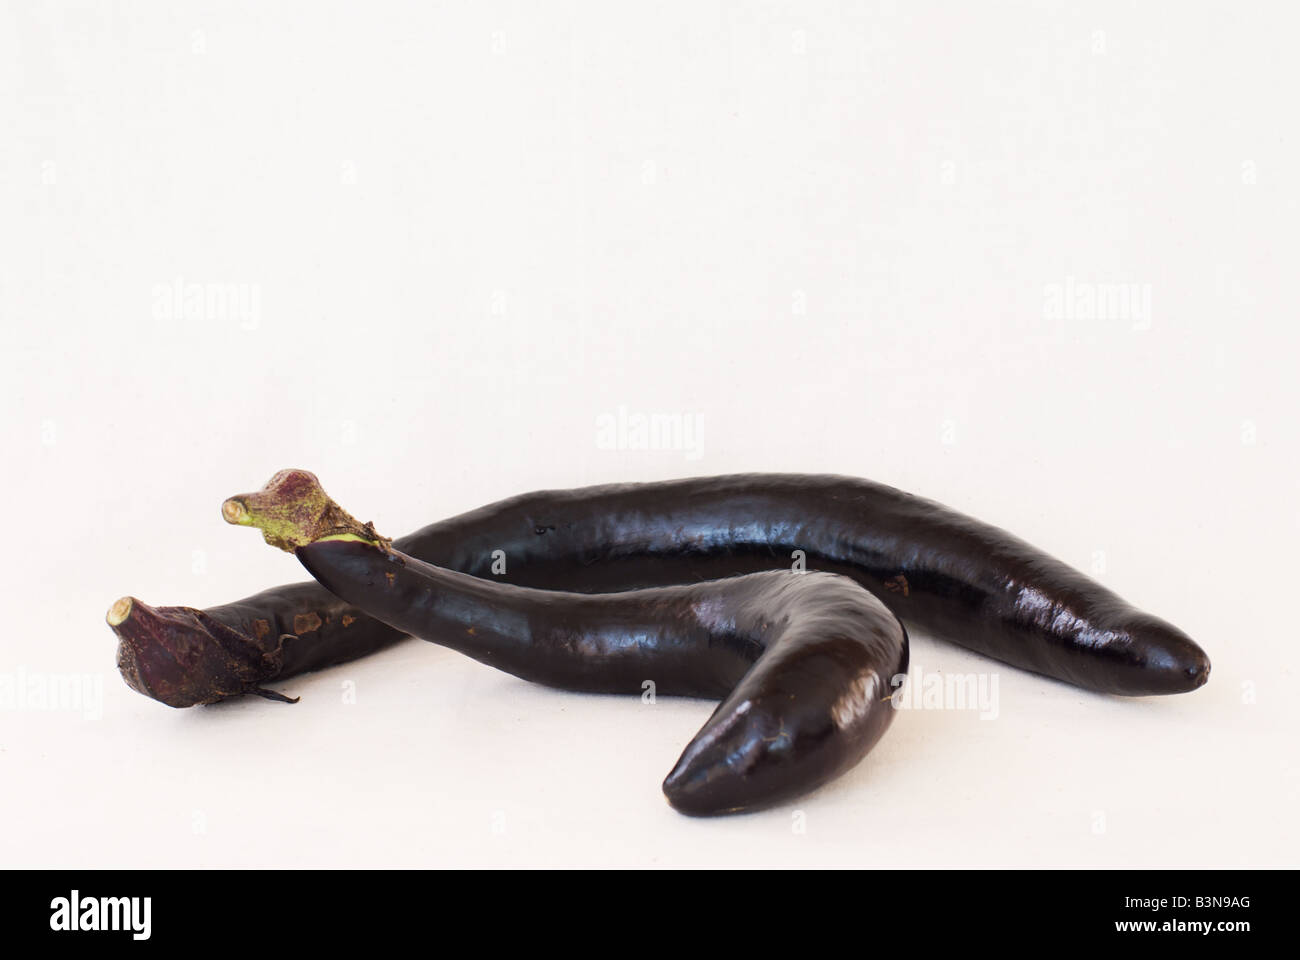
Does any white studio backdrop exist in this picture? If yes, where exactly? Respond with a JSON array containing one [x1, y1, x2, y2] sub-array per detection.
[[1, 2, 1296, 867]]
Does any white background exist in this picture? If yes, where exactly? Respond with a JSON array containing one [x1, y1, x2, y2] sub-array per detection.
[[2, 2, 1296, 868]]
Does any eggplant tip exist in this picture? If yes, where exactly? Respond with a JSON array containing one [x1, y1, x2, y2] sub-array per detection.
[[106, 596, 134, 627], [661, 757, 746, 817], [662, 777, 746, 817]]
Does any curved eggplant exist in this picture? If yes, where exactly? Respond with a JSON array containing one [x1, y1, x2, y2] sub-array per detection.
[[111, 472, 1209, 706], [220, 470, 909, 815]]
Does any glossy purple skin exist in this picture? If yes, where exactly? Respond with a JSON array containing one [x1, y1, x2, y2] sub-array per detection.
[[112, 474, 1209, 707], [298, 539, 908, 815]]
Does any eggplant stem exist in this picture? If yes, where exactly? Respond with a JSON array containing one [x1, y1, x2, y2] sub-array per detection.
[[106, 596, 133, 627], [222, 469, 387, 553]]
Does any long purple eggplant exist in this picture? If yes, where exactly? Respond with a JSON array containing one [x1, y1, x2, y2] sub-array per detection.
[[110, 472, 1209, 707], [214, 469, 909, 815]]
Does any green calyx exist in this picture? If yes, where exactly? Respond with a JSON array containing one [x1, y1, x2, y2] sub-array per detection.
[[222, 469, 388, 553]]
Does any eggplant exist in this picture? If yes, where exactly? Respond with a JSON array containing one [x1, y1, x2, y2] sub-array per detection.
[[111, 472, 1209, 707], [215, 470, 908, 815]]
